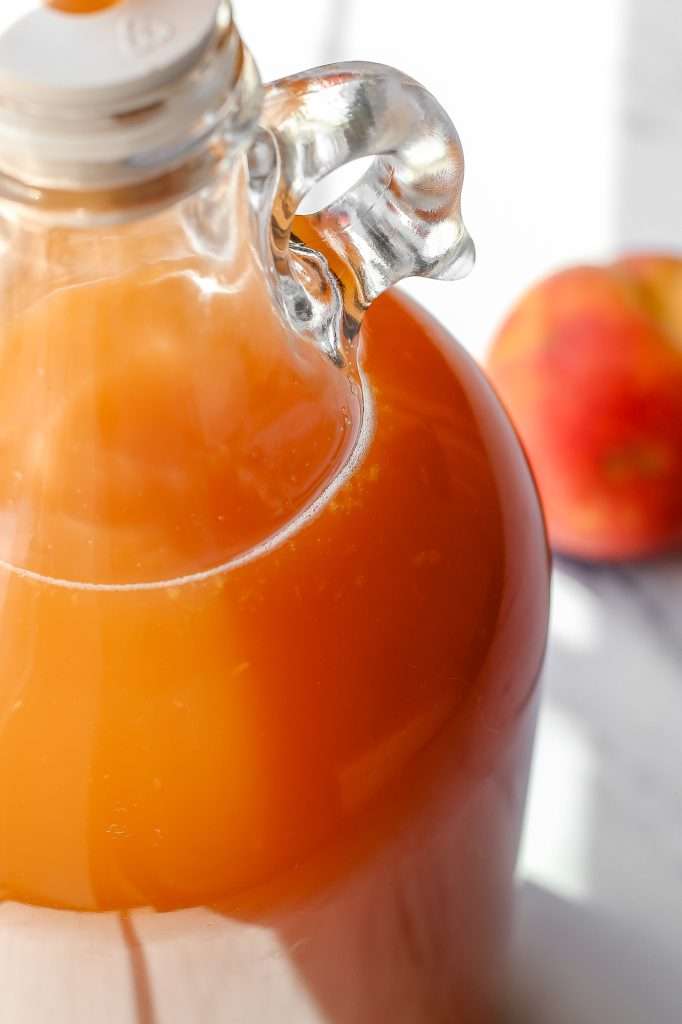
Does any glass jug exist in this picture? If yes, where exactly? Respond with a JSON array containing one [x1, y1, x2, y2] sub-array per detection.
[[0, 2, 549, 1021]]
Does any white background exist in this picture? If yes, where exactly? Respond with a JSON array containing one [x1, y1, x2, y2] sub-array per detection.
[[238, 0, 682, 357]]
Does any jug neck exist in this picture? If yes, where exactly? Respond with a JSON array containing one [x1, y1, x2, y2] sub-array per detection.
[[0, 1, 261, 224], [0, 154, 262, 325]]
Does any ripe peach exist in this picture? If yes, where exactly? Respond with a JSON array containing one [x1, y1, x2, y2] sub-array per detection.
[[486, 255, 682, 560]]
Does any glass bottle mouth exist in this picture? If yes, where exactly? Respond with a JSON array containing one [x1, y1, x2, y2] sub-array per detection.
[[0, 1, 262, 221]]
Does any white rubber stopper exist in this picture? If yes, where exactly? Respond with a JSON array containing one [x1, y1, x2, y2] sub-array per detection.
[[0, 0, 223, 107]]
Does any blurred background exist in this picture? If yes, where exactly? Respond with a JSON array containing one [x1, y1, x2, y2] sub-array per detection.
[[238, 3, 682, 1021]]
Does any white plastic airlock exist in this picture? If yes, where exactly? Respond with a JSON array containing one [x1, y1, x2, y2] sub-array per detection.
[[0, 1, 261, 196], [0, 0, 222, 105]]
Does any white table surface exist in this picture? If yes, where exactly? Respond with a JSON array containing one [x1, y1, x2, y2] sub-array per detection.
[[511, 557, 682, 1024], [237, 3, 682, 1021]]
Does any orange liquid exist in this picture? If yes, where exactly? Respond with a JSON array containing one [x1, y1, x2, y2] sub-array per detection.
[[0, 267, 548, 922], [46, 1, 121, 13]]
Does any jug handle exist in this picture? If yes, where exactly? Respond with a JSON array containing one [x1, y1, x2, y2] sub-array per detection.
[[249, 62, 474, 364]]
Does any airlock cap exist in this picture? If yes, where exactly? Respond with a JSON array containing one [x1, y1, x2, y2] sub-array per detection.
[[0, 0, 223, 107]]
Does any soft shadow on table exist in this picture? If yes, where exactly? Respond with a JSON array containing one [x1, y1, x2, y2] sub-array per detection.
[[505, 882, 682, 1024], [507, 554, 682, 1024], [550, 555, 682, 924]]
